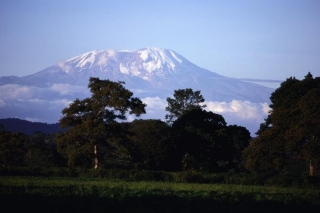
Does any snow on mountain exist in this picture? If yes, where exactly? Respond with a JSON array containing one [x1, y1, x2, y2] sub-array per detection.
[[0, 47, 275, 135], [138, 47, 181, 73]]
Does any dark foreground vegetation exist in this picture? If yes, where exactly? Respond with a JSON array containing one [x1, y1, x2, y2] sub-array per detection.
[[1, 169, 320, 213], [0, 73, 319, 212]]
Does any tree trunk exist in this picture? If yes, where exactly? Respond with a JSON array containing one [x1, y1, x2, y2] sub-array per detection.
[[309, 160, 314, 177], [94, 144, 98, 169]]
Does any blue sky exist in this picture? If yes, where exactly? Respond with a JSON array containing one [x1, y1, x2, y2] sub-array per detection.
[[1, 0, 320, 83]]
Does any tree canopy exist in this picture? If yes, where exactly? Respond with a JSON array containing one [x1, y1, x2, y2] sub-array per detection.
[[125, 119, 174, 170], [243, 72, 320, 176], [165, 88, 206, 124], [56, 77, 146, 169], [171, 108, 250, 172], [1, 83, 253, 174]]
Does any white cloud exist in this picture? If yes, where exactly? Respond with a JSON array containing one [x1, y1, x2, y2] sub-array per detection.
[[0, 85, 271, 136], [18, 98, 72, 109], [57, 61, 72, 73], [126, 97, 167, 121], [126, 114, 136, 122], [106, 49, 118, 58], [50, 83, 89, 95], [25, 117, 41, 122], [205, 100, 270, 121], [0, 84, 34, 99], [261, 102, 271, 115], [141, 97, 167, 117], [142, 96, 167, 111], [98, 49, 118, 65], [137, 98, 271, 128], [203, 100, 271, 136], [98, 53, 108, 65], [48, 99, 72, 110], [0, 98, 74, 124], [0, 84, 90, 103]]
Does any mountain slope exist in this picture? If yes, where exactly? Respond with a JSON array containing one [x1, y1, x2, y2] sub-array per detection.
[[0, 118, 64, 135], [0, 47, 275, 135], [1, 47, 273, 102]]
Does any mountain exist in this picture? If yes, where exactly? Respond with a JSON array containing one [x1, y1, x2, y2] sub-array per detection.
[[0, 48, 272, 102], [0, 47, 275, 135], [0, 118, 65, 135]]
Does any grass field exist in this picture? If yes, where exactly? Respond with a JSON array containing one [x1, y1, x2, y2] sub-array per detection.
[[1, 176, 320, 213]]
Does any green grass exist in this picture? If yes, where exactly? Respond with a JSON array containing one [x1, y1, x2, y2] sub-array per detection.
[[1, 175, 319, 197], [1, 176, 320, 213]]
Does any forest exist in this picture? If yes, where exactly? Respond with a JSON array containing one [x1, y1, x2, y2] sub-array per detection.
[[0, 72, 319, 181]]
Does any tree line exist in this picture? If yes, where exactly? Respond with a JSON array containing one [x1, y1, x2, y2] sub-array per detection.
[[0, 73, 319, 178]]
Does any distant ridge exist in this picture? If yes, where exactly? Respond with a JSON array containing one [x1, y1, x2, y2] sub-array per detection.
[[0, 118, 65, 135]]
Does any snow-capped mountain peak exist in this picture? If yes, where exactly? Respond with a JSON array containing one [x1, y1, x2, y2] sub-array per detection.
[[63, 49, 118, 71], [136, 47, 184, 73], [0, 47, 275, 136], [52, 47, 229, 89], [60, 47, 188, 75], [138, 47, 182, 63], [66, 50, 100, 68]]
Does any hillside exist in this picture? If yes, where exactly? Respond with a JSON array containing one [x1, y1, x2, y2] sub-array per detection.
[[0, 118, 65, 135]]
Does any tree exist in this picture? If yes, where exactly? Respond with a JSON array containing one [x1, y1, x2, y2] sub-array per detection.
[[126, 119, 174, 170], [165, 88, 206, 124], [225, 125, 251, 171], [242, 128, 289, 175], [243, 72, 320, 177], [0, 128, 26, 167], [171, 108, 229, 172], [25, 131, 64, 167], [56, 77, 146, 169], [286, 88, 320, 176]]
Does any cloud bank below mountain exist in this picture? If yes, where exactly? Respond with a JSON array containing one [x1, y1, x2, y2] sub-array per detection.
[[0, 83, 270, 135]]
